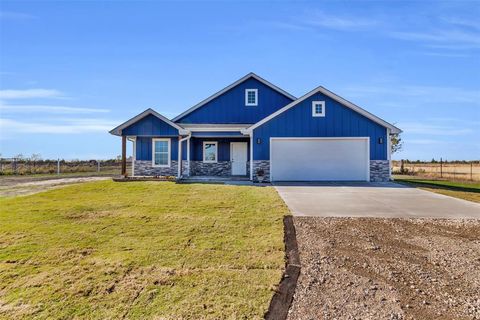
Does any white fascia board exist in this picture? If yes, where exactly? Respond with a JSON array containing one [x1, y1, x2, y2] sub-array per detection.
[[109, 108, 189, 136], [171, 72, 296, 122], [246, 86, 402, 134]]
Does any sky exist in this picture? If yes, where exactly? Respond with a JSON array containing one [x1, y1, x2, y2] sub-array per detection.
[[0, 0, 479, 161]]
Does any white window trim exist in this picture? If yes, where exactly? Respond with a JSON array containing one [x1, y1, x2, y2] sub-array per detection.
[[312, 101, 325, 117], [203, 141, 218, 163], [245, 89, 258, 106], [152, 138, 171, 167]]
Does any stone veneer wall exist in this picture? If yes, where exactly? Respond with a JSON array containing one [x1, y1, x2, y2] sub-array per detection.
[[190, 161, 231, 176], [134, 160, 178, 177], [252, 160, 270, 182], [370, 160, 390, 182]]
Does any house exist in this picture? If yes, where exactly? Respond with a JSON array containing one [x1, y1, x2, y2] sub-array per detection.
[[110, 73, 401, 182]]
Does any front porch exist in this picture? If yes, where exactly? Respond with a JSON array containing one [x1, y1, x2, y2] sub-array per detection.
[[179, 136, 251, 179]]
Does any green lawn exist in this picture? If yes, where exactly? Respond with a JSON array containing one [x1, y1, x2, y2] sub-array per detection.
[[0, 181, 289, 319], [394, 176, 480, 203]]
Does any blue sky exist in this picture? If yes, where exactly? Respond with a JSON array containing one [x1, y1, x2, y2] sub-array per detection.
[[0, 0, 479, 160]]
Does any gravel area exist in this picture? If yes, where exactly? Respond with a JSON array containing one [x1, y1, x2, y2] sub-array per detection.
[[0, 176, 110, 197], [288, 217, 480, 320]]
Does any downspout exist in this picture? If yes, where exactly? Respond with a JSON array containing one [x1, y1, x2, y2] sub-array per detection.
[[178, 133, 191, 179]]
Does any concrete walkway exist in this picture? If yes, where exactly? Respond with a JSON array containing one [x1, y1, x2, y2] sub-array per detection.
[[274, 182, 480, 219]]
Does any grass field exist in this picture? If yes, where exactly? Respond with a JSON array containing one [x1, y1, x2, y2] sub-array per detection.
[[394, 176, 480, 203], [0, 181, 288, 319]]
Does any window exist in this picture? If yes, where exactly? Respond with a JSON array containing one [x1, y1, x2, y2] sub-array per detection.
[[312, 101, 325, 117], [152, 138, 170, 167], [245, 89, 258, 106], [203, 141, 218, 163]]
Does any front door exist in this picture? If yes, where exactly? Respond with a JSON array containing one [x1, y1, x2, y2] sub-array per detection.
[[231, 142, 248, 175]]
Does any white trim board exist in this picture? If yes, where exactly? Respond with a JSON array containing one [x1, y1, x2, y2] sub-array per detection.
[[172, 72, 296, 122], [244, 86, 402, 134], [110, 108, 189, 136]]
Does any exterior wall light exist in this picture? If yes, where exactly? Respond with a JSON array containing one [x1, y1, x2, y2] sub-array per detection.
[[378, 137, 384, 144], [257, 138, 262, 144]]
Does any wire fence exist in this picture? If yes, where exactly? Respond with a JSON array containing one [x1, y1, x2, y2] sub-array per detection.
[[392, 160, 480, 182], [0, 158, 132, 176]]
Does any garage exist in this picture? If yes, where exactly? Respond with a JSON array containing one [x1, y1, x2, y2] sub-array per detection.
[[270, 137, 370, 181]]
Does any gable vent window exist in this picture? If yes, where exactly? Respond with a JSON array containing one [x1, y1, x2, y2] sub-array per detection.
[[245, 89, 258, 106], [312, 101, 325, 117]]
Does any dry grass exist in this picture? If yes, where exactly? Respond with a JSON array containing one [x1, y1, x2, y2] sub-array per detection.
[[392, 162, 480, 182], [0, 181, 288, 319]]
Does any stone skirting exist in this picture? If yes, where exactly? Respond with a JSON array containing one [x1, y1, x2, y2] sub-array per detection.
[[252, 160, 270, 182], [190, 161, 232, 176], [370, 160, 390, 182], [134, 160, 178, 177]]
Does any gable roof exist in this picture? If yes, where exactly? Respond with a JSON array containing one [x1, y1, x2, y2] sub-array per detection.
[[244, 86, 402, 134], [109, 108, 189, 136], [171, 72, 296, 122]]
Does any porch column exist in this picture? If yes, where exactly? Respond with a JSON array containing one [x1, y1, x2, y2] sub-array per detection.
[[250, 135, 253, 181], [178, 135, 182, 178], [187, 136, 191, 176], [121, 135, 127, 176]]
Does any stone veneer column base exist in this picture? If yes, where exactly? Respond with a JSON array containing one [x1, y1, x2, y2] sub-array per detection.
[[134, 160, 178, 177], [252, 160, 270, 182], [370, 160, 390, 182]]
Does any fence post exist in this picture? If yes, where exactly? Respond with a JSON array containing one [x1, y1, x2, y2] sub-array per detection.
[[97, 160, 100, 172], [57, 159, 60, 175], [440, 158, 443, 178], [471, 162, 473, 181]]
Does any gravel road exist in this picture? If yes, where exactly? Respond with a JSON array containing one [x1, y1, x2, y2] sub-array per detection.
[[288, 217, 480, 320]]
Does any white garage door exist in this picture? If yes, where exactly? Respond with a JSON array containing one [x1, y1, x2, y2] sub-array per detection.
[[270, 138, 369, 181]]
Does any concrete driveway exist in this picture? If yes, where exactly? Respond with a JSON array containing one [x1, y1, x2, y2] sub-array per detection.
[[274, 182, 480, 218]]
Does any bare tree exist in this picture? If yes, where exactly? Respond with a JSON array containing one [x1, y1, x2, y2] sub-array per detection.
[[30, 153, 42, 170]]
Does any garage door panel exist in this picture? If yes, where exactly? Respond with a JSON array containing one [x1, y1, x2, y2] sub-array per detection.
[[271, 138, 369, 181]]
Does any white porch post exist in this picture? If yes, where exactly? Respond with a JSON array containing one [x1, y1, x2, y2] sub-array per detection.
[[132, 137, 136, 177], [250, 135, 253, 181], [178, 137, 182, 178], [187, 136, 191, 176]]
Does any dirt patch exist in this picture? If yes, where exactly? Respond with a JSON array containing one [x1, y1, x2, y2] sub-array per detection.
[[288, 217, 480, 320], [0, 176, 110, 197]]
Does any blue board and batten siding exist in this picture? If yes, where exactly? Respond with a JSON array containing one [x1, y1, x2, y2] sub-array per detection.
[[122, 114, 180, 161], [190, 138, 250, 161], [175, 77, 293, 124], [122, 114, 179, 136], [135, 137, 179, 161], [253, 92, 388, 160]]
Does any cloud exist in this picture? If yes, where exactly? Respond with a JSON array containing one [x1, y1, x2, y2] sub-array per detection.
[[265, 10, 378, 32], [399, 122, 474, 136], [343, 84, 480, 105], [407, 139, 442, 145], [302, 11, 377, 31], [0, 104, 110, 114], [0, 118, 119, 134], [389, 29, 480, 49], [0, 89, 64, 99], [0, 11, 35, 20]]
